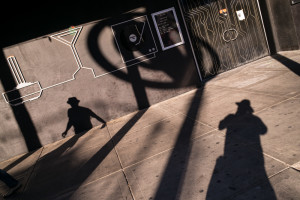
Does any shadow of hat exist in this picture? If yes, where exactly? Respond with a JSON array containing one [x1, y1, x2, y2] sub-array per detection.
[[236, 99, 254, 113], [67, 97, 80, 105]]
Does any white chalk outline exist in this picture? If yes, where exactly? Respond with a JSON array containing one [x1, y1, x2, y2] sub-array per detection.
[[2, 56, 43, 106], [111, 15, 158, 65], [2, 81, 43, 106], [7, 56, 26, 85]]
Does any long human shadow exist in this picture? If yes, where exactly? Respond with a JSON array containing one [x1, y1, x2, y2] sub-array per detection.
[[272, 54, 300, 76], [206, 100, 276, 199]]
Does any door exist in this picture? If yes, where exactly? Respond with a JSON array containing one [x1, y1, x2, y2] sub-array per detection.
[[179, 0, 269, 78]]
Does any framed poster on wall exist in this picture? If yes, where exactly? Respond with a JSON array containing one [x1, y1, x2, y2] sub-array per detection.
[[151, 7, 185, 51]]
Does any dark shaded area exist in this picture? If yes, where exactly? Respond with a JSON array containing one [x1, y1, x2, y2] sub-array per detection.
[[0, 1, 144, 48], [87, 9, 201, 90], [0, 169, 19, 189], [258, 0, 277, 54], [258, 0, 299, 52], [206, 100, 276, 199], [62, 97, 106, 137], [3, 151, 37, 172], [290, 3, 300, 47], [127, 65, 150, 110], [0, 51, 41, 152], [272, 54, 300, 76]]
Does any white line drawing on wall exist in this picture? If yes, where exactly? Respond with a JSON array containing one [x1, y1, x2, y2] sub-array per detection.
[[44, 26, 83, 90], [111, 15, 158, 67], [2, 20, 158, 106], [2, 56, 42, 106]]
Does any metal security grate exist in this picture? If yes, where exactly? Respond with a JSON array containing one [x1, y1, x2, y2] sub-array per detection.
[[179, 0, 269, 78]]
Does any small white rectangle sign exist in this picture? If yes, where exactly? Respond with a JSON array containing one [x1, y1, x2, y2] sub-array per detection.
[[236, 10, 245, 21]]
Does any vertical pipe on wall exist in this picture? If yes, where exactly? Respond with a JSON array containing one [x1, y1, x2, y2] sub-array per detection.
[[256, 0, 271, 55]]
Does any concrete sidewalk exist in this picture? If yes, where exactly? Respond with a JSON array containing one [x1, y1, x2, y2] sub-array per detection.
[[1, 50, 300, 200]]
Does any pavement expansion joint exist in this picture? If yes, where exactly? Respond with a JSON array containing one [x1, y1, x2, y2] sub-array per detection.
[[106, 125, 135, 200], [23, 147, 45, 192], [209, 84, 287, 98], [267, 167, 291, 179], [254, 95, 298, 115], [122, 129, 216, 171]]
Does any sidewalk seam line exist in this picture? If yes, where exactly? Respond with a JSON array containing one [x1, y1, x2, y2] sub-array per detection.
[[208, 84, 288, 98], [106, 126, 135, 200], [23, 147, 44, 192], [268, 167, 290, 179], [123, 130, 216, 170], [261, 152, 291, 167], [254, 95, 298, 115]]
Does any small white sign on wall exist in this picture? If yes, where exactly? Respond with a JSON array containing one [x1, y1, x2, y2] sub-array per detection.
[[236, 10, 245, 21]]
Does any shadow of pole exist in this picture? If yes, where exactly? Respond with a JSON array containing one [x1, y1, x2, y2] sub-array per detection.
[[154, 88, 203, 200], [127, 64, 150, 109], [0, 50, 41, 152]]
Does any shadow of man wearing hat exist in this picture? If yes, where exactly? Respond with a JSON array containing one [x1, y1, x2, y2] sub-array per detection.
[[62, 97, 106, 138], [206, 99, 276, 199]]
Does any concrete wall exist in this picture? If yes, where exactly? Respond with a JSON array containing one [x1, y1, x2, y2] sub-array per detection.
[[291, 3, 300, 48], [0, 2, 200, 161], [259, 0, 300, 53]]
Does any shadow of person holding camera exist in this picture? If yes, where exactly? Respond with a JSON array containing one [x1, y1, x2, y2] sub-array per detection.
[[206, 99, 276, 199]]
